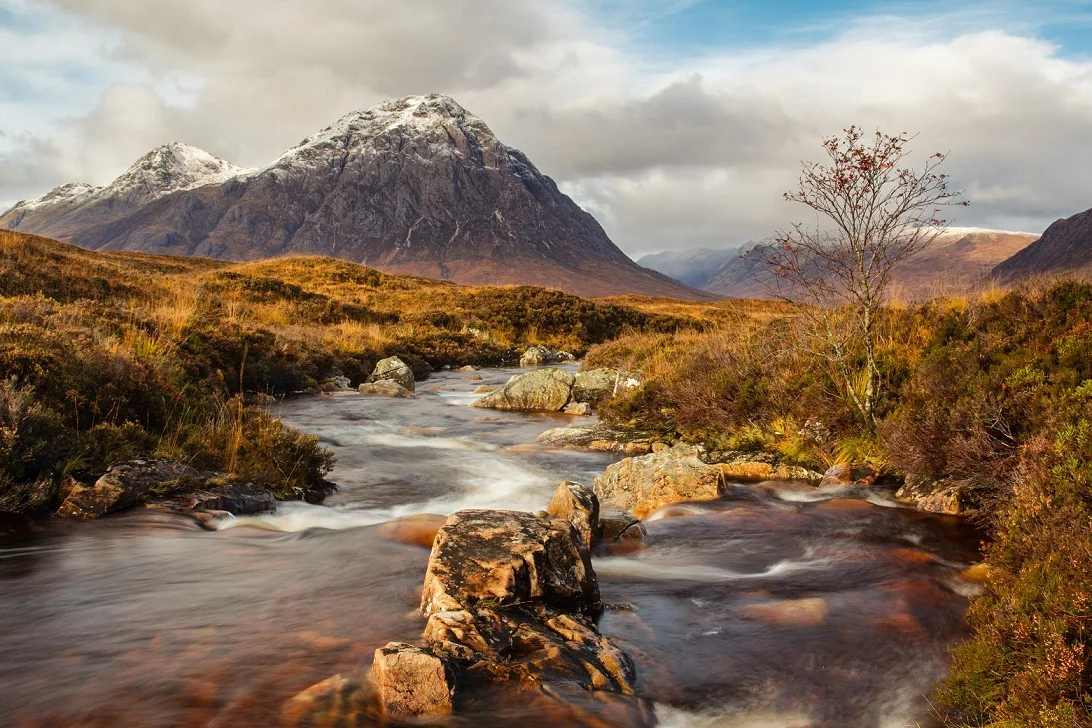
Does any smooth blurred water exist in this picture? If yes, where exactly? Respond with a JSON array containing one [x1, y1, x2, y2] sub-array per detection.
[[0, 366, 982, 727]]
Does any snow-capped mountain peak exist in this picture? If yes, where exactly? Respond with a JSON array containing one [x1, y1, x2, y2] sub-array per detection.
[[103, 142, 248, 204], [272, 94, 500, 169]]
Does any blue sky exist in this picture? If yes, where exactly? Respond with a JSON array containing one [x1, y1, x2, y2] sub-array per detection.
[[2, 0, 1092, 253]]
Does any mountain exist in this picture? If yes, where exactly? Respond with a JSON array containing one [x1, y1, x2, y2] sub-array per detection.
[[703, 228, 1039, 300], [992, 207, 1092, 283], [1, 95, 710, 300], [637, 246, 741, 288]]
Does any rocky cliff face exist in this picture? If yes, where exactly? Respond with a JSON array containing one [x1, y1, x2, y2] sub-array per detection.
[[1, 95, 708, 299], [992, 208, 1092, 283]]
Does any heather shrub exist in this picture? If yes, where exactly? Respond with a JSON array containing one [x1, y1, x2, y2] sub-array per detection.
[[937, 422, 1092, 726]]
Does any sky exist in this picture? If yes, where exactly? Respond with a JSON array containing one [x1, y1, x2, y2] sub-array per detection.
[[1, 0, 1091, 257]]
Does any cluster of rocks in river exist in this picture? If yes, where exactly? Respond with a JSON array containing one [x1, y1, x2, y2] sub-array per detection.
[[55, 459, 282, 521], [283, 482, 655, 726], [473, 366, 639, 415]]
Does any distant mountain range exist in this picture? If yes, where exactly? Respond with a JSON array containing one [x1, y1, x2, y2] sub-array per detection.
[[642, 228, 1042, 300], [1, 94, 709, 300], [636, 247, 742, 288]]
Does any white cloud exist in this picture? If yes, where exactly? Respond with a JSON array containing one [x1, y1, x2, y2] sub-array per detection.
[[2, 1, 1091, 254]]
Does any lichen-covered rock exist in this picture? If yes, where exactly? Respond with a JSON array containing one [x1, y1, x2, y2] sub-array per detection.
[[367, 356, 415, 392], [520, 345, 556, 367], [473, 384, 499, 394], [536, 423, 658, 455], [593, 446, 726, 519], [370, 642, 454, 718], [472, 368, 574, 412], [421, 509, 600, 616], [572, 368, 639, 406], [914, 487, 967, 516], [56, 460, 203, 519], [546, 481, 599, 549], [358, 380, 417, 398], [819, 462, 880, 487]]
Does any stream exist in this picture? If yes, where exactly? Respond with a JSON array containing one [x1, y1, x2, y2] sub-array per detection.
[[0, 366, 982, 728]]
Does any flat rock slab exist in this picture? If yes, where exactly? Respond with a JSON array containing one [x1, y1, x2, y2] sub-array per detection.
[[57, 460, 203, 519]]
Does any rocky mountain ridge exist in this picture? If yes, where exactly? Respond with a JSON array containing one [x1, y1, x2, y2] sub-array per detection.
[[1, 95, 709, 300], [992, 207, 1092, 283]]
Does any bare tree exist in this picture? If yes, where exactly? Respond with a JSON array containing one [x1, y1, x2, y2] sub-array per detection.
[[755, 127, 967, 430]]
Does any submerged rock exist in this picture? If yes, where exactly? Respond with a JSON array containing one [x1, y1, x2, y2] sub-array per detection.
[[358, 380, 417, 398], [371, 642, 454, 718], [57, 460, 204, 519], [472, 368, 574, 412], [367, 356, 415, 392], [377, 513, 446, 548], [599, 508, 647, 543]]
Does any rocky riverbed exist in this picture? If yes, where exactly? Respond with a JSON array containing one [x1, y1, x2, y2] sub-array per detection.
[[0, 365, 983, 727]]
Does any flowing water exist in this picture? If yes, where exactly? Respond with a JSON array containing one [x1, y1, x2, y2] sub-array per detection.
[[0, 367, 982, 728]]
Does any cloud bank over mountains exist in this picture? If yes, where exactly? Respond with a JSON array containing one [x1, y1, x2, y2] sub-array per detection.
[[2, 0, 1091, 254]]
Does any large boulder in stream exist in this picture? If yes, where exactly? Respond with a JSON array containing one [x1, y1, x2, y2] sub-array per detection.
[[288, 501, 653, 726], [366, 356, 415, 392], [594, 444, 821, 519], [472, 368, 574, 412], [57, 460, 204, 519], [421, 509, 600, 615], [546, 481, 599, 550]]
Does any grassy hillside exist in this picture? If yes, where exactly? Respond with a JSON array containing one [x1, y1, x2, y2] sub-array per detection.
[[0, 231, 694, 515]]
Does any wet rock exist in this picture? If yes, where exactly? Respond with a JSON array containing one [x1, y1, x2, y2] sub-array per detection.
[[520, 345, 556, 367], [192, 510, 234, 530], [367, 356, 415, 392], [57, 460, 203, 519], [154, 483, 277, 515], [371, 642, 454, 718], [546, 481, 599, 549], [599, 508, 647, 543], [358, 380, 417, 398], [536, 423, 658, 455], [593, 445, 727, 520], [819, 462, 880, 487], [456, 365, 478, 372], [572, 368, 640, 406], [378, 513, 447, 548], [462, 374, 483, 381], [555, 350, 576, 362], [472, 368, 574, 412], [562, 401, 592, 416], [473, 384, 499, 394], [421, 509, 600, 616]]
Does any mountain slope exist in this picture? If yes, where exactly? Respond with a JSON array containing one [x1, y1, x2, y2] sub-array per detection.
[[704, 228, 1038, 300], [992, 207, 1092, 283], [1, 95, 710, 300], [637, 246, 741, 288]]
